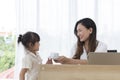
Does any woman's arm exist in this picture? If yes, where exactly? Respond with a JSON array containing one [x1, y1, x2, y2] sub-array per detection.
[[54, 56, 88, 64], [19, 68, 28, 80]]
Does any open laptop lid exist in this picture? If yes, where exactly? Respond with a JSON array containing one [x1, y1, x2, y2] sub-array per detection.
[[87, 52, 120, 65]]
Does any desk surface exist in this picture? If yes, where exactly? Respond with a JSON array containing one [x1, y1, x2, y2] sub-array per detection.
[[38, 64, 120, 80]]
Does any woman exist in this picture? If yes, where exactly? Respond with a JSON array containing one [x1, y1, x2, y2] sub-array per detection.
[[54, 18, 107, 64]]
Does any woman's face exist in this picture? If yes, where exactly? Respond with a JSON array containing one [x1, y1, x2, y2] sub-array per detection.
[[77, 23, 92, 42]]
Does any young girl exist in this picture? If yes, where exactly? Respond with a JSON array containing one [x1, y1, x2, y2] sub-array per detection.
[[18, 31, 42, 80]]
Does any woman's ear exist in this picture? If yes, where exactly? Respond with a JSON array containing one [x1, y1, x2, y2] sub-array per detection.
[[89, 28, 93, 34]]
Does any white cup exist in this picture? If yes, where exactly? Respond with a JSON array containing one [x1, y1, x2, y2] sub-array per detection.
[[49, 52, 59, 60]]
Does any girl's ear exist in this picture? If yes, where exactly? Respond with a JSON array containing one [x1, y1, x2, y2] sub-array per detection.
[[29, 42, 33, 48]]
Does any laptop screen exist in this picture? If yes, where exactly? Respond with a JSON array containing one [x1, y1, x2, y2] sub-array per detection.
[[87, 52, 120, 65]]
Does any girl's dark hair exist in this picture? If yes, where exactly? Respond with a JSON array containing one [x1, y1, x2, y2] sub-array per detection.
[[73, 18, 97, 59], [18, 31, 40, 48]]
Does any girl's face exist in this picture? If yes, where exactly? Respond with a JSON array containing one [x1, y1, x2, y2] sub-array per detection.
[[77, 23, 92, 42], [31, 42, 40, 52]]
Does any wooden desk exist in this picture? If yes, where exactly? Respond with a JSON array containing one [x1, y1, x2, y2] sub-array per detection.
[[38, 64, 120, 80]]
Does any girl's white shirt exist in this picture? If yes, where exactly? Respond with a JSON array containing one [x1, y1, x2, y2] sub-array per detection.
[[22, 50, 42, 80], [70, 41, 107, 60]]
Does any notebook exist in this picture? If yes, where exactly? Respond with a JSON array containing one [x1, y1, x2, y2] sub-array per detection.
[[87, 52, 120, 65]]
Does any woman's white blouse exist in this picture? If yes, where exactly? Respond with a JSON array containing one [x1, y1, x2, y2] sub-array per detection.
[[71, 41, 107, 60]]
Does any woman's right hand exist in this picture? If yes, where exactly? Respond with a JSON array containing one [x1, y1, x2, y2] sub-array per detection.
[[54, 56, 67, 64]]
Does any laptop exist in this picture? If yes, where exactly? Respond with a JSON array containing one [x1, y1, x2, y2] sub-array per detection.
[[87, 52, 120, 65]]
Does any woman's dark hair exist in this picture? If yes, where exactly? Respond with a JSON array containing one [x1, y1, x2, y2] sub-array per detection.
[[73, 18, 97, 59], [18, 31, 40, 48]]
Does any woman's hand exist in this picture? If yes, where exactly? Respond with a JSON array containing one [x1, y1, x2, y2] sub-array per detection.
[[54, 56, 67, 64]]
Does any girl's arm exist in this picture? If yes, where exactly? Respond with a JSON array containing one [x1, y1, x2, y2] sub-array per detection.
[[19, 68, 28, 80]]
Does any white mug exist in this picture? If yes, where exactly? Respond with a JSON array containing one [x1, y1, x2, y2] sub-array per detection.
[[49, 52, 59, 60]]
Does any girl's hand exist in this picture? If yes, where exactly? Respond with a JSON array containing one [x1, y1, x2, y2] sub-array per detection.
[[46, 58, 53, 64]]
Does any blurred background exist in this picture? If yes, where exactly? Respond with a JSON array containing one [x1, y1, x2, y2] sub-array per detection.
[[0, 0, 120, 80]]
